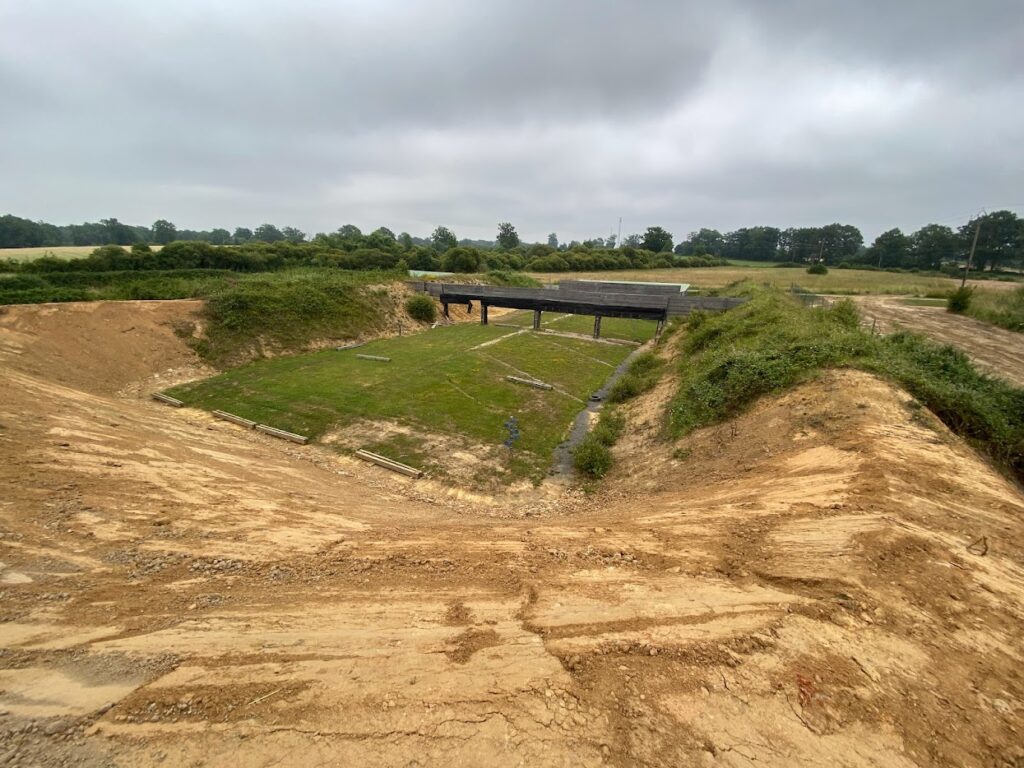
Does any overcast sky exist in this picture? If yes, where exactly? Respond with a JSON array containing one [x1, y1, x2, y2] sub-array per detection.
[[2, 0, 1022, 243]]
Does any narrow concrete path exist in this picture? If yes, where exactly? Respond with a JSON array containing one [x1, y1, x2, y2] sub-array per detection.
[[549, 345, 648, 477]]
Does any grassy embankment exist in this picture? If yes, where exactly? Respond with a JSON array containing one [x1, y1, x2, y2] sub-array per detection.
[[669, 285, 1024, 482], [167, 323, 632, 485], [963, 286, 1024, 332]]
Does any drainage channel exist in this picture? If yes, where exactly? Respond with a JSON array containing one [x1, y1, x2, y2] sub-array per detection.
[[549, 345, 648, 478]]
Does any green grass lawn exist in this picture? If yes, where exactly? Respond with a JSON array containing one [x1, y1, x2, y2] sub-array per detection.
[[901, 297, 947, 307], [497, 310, 657, 342], [726, 259, 777, 268], [167, 322, 633, 484]]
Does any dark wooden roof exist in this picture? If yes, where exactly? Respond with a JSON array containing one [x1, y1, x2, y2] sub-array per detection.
[[407, 280, 746, 319]]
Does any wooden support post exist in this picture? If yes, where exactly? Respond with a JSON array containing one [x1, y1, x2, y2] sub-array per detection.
[[442, 302, 450, 319], [655, 319, 665, 339], [593, 315, 602, 339], [505, 375, 553, 390], [152, 393, 184, 408], [481, 303, 489, 325], [533, 309, 541, 330]]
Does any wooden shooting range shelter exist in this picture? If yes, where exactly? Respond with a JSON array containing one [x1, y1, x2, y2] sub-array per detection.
[[408, 279, 746, 338]]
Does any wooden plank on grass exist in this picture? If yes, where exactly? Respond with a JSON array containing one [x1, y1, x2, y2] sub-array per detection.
[[255, 424, 310, 444], [152, 393, 184, 407], [505, 375, 553, 391], [213, 410, 257, 429], [335, 342, 365, 351], [356, 354, 391, 362], [355, 449, 424, 479]]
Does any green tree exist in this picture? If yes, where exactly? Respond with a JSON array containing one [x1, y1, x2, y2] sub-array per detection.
[[232, 227, 253, 243], [961, 210, 1022, 271], [208, 228, 231, 245], [398, 232, 414, 250], [869, 228, 909, 268], [102, 218, 139, 245], [547, 232, 558, 248], [721, 226, 780, 261], [281, 226, 306, 244], [496, 222, 520, 250], [431, 225, 458, 252], [0, 214, 44, 247], [778, 227, 821, 262], [641, 226, 674, 253], [372, 227, 396, 241], [151, 219, 177, 245], [910, 224, 957, 270], [253, 224, 285, 243], [440, 246, 481, 273], [336, 224, 362, 240], [818, 223, 863, 263], [675, 228, 721, 256]]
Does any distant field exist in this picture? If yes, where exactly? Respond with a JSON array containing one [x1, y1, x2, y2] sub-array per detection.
[[529, 266, 1021, 296], [0, 244, 163, 262], [168, 322, 632, 485], [0, 246, 100, 261]]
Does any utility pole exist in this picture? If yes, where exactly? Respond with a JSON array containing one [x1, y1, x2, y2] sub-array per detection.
[[960, 217, 982, 289], [617, 217, 622, 249]]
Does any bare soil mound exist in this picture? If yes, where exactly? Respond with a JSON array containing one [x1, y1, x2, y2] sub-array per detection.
[[0, 300, 210, 397], [0, 302, 1022, 767]]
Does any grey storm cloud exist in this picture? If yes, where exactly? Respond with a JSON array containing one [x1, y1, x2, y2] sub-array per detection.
[[1, 0, 1022, 242]]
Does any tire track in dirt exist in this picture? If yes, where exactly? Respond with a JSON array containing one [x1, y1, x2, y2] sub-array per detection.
[[851, 295, 1024, 386]]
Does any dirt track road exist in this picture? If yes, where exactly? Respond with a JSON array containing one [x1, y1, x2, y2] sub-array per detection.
[[1, 301, 1023, 767], [852, 295, 1024, 386]]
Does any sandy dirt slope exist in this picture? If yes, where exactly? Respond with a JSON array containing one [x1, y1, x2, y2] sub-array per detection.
[[0, 301, 1023, 767], [851, 295, 1024, 387]]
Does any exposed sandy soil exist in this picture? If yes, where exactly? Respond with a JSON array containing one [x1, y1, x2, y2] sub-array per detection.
[[850, 295, 1024, 387], [1, 300, 1023, 767]]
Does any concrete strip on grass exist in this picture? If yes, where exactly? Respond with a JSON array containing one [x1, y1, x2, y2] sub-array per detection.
[[255, 424, 310, 445]]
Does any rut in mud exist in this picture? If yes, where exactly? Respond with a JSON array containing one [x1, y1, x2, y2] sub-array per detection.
[[0, 300, 1023, 768]]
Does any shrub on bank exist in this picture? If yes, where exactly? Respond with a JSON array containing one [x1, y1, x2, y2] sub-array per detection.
[[573, 435, 613, 478], [608, 352, 665, 403], [947, 286, 973, 313], [405, 294, 437, 323]]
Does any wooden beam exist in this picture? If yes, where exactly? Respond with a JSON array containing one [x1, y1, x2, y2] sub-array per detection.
[[152, 393, 184, 407], [255, 424, 310, 444], [505, 375, 553, 391], [355, 449, 424, 478], [356, 354, 391, 362], [213, 410, 256, 429]]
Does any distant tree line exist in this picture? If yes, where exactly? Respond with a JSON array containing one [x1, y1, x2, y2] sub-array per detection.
[[669, 212, 1024, 272], [2, 211, 1022, 274]]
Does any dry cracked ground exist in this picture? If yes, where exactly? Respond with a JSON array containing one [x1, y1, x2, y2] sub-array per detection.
[[0, 300, 1023, 767]]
